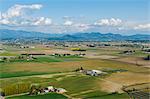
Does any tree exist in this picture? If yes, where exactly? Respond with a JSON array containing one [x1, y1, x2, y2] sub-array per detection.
[[147, 55, 150, 60], [2, 57, 7, 62], [29, 84, 40, 95], [0, 88, 5, 97], [81, 67, 83, 70], [145, 55, 150, 60]]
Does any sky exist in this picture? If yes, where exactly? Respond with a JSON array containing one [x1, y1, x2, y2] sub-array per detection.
[[0, 0, 149, 35]]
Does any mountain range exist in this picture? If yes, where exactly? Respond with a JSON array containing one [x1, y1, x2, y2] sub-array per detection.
[[0, 29, 150, 41]]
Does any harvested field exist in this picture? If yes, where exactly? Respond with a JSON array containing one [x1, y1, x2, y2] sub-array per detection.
[[113, 56, 150, 68], [99, 72, 150, 93]]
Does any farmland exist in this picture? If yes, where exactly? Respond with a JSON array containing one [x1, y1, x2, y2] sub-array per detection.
[[0, 41, 150, 98], [7, 93, 67, 99]]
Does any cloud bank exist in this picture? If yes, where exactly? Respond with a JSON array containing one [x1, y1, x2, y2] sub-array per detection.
[[0, 4, 149, 34]]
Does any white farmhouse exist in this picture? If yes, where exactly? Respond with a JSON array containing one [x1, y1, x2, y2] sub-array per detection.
[[86, 70, 106, 76]]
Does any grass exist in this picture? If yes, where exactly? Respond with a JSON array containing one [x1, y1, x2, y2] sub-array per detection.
[[53, 55, 84, 61], [0, 52, 18, 56], [0, 77, 54, 88], [75, 90, 129, 99], [0, 73, 100, 97], [1, 44, 149, 99], [6, 92, 128, 99], [53, 55, 82, 58], [0, 52, 149, 98], [7, 93, 67, 99], [35, 57, 62, 62], [0, 71, 50, 78], [0, 77, 57, 95], [0, 69, 148, 98], [1, 56, 84, 63], [0, 73, 129, 98], [74, 90, 107, 98], [3, 57, 63, 63], [85, 93, 129, 99], [131, 50, 149, 57], [52, 75, 98, 95], [0, 58, 149, 79]]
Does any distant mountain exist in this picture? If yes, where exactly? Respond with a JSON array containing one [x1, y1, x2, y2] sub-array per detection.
[[0, 29, 150, 41], [69, 32, 124, 41], [0, 29, 63, 39], [50, 32, 150, 41]]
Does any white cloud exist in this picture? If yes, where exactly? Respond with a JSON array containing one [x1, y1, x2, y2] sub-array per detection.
[[32, 17, 52, 26], [0, 12, 2, 20], [0, 4, 149, 34], [61, 23, 90, 33], [62, 16, 91, 31], [134, 23, 150, 30], [64, 20, 73, 26], [0, 4, 53, 26], [75, 23, 90, 31], [1, 4, 42, 19], [0, 19, 10, 24], [94, 18, 122, 26]]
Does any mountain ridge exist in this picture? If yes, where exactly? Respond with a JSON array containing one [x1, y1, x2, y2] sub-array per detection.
[[0, 29, 150, 41]]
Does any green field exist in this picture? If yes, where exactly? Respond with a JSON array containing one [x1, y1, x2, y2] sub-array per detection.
[[0, 44, 149, 99], [10, 57, 63, 63], [7, 92, 128, 99], [2, 74, 129, 99], [0, 58, 149, 79], [7, 93, 67, 99], [0, 55, 83, 63], [0, 52, 18, 56], [80, 91, 129, 99], [0, 71, 50, 78]]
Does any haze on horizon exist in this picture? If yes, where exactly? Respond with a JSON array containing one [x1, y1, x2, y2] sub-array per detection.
[[0, 0, 149, 35]]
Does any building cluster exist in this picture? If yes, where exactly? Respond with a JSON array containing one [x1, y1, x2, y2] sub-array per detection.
[[76, 67, 107, 76], [51, 53, 85, 57], [29, 85, 67, 96]]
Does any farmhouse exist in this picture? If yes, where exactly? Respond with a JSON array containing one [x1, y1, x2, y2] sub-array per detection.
[[20, 45, 35, 49], [29, 85, 67, 96], [86, 70, 106, 76], [43, 86, 67, 94], [75, 67, 107, 76]]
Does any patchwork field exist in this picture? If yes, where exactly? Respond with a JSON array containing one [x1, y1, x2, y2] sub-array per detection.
[[0, 43, 149, 98]]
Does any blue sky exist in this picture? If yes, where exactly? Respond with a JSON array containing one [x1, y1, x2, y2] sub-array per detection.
[[0, 0, 149, 35]]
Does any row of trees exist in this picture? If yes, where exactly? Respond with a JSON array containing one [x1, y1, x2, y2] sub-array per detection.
[[0, 55, 35, 62], [2, 82, 30, 96]]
